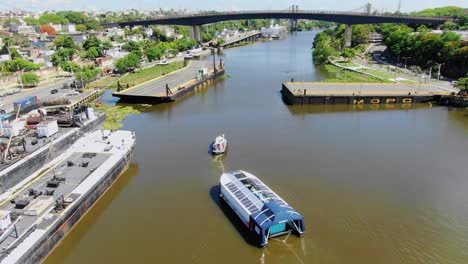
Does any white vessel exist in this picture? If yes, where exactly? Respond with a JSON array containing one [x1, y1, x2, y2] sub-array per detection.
[[210, 134, 227, 154], [219, 170, 305, 247]]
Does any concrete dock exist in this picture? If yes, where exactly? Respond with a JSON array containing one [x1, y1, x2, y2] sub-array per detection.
[[282, 82, 451, 105], [113, 60, 225, 103]]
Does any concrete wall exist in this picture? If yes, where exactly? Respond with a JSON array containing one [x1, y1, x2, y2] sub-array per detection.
[[0, 68, 69, 88]]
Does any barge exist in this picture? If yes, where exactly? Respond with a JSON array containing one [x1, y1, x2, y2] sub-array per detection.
[[0, 129, 135, 263], [281, 82, 450, 105], [219, 170, 305, 247]]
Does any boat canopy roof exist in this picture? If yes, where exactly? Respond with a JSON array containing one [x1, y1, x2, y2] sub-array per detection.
[[220, 170, 304, 229]]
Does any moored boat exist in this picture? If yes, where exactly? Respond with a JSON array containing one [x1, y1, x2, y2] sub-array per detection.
[[210, 134, 227, 154], [219, 170, 305, 247]]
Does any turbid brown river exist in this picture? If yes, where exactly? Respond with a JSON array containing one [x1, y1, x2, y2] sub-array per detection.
[[45, 31, 468, 264]]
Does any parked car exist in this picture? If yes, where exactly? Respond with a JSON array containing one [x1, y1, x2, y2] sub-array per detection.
[[51, 89, 59, 94], [67, 90, 80, 96]]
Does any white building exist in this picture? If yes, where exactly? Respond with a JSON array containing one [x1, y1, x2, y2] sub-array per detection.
[[106, 27, 125, 37], [144, 27, 153, 37], [64, 24, 76, 33], [0, 54, 11, 62], [50, 24, 63, 32]]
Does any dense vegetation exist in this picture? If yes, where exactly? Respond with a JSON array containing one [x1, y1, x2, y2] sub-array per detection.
[[313, 24, 371, 64], [312, 7, 468, 79], [19, 73, 40, 87], [380, 24, 467, 78], [412, 6, 468, 30]]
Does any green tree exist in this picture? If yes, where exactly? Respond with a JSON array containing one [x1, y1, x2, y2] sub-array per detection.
[[102, 41, 113, 50], [38, 13, 69, 25], [9, 48, 22, 60], [342, 48, 357, 60], [54, 35, 76, 49], [60, 61, 80, 73], [83, 47, 99, 59], [3, 59, 41, 72], [83, 36, 102, 50], [76, 24, 86, 32], [75, 67, 102, 83], [51, 48, 77, 66], [441, 21, 458, 30], [23, 17, 39, 26], [122, 41, 142, 57], [352, 25, 372, 46], [20, 73, 40, 87], [115, 52, 141, 72], [454, 77, 468, 93], [2, 18, 18, 28], [146, 46, 164, 61], [56, 11, 86, 24]]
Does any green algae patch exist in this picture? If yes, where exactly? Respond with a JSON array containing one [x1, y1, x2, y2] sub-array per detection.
[[98, 105, 140, 130]]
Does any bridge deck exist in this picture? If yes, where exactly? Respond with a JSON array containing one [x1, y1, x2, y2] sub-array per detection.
[[116, 60, 213, 97]]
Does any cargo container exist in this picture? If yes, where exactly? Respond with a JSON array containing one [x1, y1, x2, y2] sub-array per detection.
[[13, 96, 40, 112], [3, 120, 25, 138], [37, 120, 59, 138]]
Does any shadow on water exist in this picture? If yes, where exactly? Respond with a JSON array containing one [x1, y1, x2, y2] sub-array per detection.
[[44, 163, 140, 263], [209, 185, 259, 248]]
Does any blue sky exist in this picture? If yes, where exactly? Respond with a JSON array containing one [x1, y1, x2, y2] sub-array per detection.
[[0, 0, 466, 12]]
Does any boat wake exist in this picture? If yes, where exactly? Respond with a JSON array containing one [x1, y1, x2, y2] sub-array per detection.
[[270, 233, 305, 264], [212, 154, 226, 174]]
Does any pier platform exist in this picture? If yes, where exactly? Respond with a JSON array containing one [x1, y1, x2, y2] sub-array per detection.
[[281, 82, 451, 105], [113, 60, 225, 104]]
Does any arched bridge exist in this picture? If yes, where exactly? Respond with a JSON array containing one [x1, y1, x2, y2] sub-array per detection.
[[103, 10, 452, 28], [102, 10, 453, 46]]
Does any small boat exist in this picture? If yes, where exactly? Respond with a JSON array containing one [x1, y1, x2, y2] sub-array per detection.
[[219, 170, 305, 247], [210, 134, 227, 155]]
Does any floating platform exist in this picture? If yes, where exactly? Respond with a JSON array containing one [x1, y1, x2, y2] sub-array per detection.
[[113, 60, 225, 104], [219, 170, 305, 247], [0, 129, 135, 264], [281, 82, 450, 105]]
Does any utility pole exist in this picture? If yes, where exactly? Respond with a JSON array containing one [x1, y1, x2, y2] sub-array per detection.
[[398, 0, 401, 13], [428, 66, 432, 83], [80, 66, 84, 88], [437, 64, 442, 80]]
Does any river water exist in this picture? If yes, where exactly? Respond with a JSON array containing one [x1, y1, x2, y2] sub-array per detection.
[[45, 31, 468, 264]]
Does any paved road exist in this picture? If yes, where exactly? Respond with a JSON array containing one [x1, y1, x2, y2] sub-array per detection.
[[1, 79, 96, 113], [119, 60, 213, 97]]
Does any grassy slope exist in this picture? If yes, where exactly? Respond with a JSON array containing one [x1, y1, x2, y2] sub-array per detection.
[[321, 65, 391, 83]]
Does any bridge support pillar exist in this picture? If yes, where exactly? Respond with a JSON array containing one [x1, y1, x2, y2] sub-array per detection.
[[191, 25, 202, 43], [345, 25, 352, 47]]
